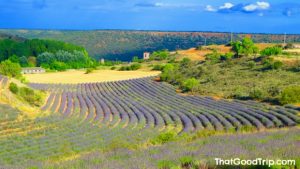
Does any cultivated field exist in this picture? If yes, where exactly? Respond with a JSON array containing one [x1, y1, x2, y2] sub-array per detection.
[[30, 77, 299, 132], [24, 70, 160, 84]]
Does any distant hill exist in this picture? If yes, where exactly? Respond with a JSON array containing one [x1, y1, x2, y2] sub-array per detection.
[[0, 32, 26, 41], [1, 29, 300, 61]]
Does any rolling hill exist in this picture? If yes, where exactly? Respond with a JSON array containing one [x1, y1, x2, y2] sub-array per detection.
[[1, 29, 300, 61]]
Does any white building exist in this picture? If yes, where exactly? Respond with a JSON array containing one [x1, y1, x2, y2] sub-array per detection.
[[21, 67, 46, 74], [143, 52, 150, 60]]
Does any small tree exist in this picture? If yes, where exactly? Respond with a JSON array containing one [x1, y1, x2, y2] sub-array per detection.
[[280, 86, 300, 104], [132, 56, 140, 62], [231, 37, 259, 57], [182, 78, 199, 94], [0, 60, 22, 78]]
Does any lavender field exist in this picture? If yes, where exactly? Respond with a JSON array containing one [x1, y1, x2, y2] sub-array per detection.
[[0, 77, 299, 169], [30, 77, 300, 132]]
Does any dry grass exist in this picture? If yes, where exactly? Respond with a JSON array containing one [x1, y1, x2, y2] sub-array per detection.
[[24, 69, 160, 84], [175, 43, 275, 61]]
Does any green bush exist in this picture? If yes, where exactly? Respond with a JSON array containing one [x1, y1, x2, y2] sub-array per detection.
[[18, 87, 44, 106], [150, 50, 170, 60], [249, 88, 265, 100], [272, 61, 283, 70], [0, 60, 22, 78], [151, 131, 177, 145], [130, 63, 141, 70], [182, 78, 199, 93], [260, 46, 282, 56], [152, 64, 164, 71], [9, 82, 19, 94], [119, 63, 141, 71], [220, 52, 234, 61], [280, 86, 300, 104], [205, 51, 221, 63], [157, 160, 177, 169]]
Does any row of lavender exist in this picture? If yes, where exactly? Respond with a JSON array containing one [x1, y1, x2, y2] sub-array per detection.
[[29, 78, 300, 132]]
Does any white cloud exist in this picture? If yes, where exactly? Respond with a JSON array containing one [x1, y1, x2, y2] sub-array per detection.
[[243, 1, 270, 12], [205, 5, 216, 12], [219, 3, 234, 9], [257, 1, 270, 10]]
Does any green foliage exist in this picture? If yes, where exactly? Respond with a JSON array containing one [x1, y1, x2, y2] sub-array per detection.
[[0, 60, 22, 78], [260, 46, 283, 56], [179, 156, 198, 168], [8, 55, 20, 63], [9, 82, 18, 94], [220, 52, 234, 61], [0, 38, 86, 62], [18, 87, 44, 106], [150, 50, 170, 60], [263, 59, 283, 70], [280, 86, 300, 104], [205, 51, 221, 63], [157, 160, 177, 169], [37, 50, 93, 70], [119, 63, 141, 71], [249, 88, 265, 100], [231, 37, 259, 57], [182, 78, 199, 93], [152, 64, 165, 71], [2, 30, 300, 61], [8, 82, 45, 106], [151, 131, 177, 145]]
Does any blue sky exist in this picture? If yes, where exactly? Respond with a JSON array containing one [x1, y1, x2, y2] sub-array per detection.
[[0, 0, 300, 34]]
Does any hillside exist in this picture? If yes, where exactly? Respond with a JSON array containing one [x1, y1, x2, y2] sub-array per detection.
[[1, 29, 300, 61]]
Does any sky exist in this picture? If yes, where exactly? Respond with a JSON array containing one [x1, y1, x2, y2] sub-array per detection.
[[0, 0, 300, 34]]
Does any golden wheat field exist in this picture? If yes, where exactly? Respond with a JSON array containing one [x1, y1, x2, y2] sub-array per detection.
[[24, 70, 160, 84]]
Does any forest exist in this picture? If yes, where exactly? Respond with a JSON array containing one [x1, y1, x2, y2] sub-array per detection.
[[1, 30, 300, 61]]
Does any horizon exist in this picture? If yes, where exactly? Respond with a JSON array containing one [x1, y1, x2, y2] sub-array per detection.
[[1, 28, 299, 36], [1, 0, 300, 34]]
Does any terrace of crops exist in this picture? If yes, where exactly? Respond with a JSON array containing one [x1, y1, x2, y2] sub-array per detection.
[[29, 77, 300, 133]]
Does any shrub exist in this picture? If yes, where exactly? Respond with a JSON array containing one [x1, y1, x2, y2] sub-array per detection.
[[205, 51, 221, 63], [119, 63, 141, 71], [20, 87, 44, 106], [220, 52, 234, 61], [150, 50, 169, 60], [260, 46, 282, 56], [157, 160, 177, 169], [130, 63, 141, 70], [152, 64, 164, 71], [280, 86, 300, 104], [179, 156, 196, 168], [0, 60, 22, 78], [85, 68, 94, 74], [151, 131, 177, 144], [272, 61, 283, 70], [249, 88, 265, 100], [248, 61, 256, 69], [9, 82, 18, 94], [182, 78, 199, 93]]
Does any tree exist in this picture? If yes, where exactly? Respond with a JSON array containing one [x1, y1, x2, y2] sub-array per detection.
[[0, 60, 22, 78], [19, 56, 29, 67], [182, 78, 199, 94], [231, 37, 259, 57], [8, 55, 20, 63]]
